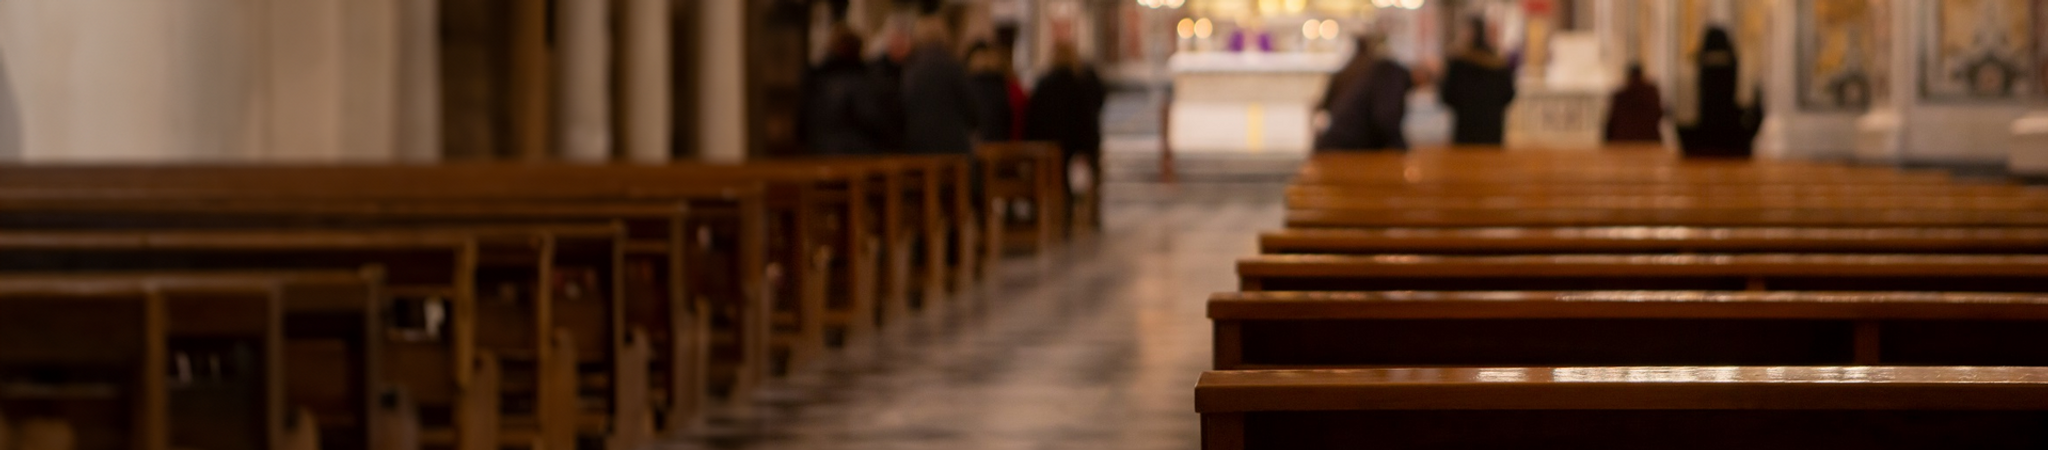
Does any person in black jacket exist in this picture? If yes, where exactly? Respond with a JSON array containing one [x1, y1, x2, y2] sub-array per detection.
[[1315, 35, 1412, 151], [899, 18, 979, 155], [965, 42, 1022, 143], [800, 27, 892, 155], [1438, 17, 1516, 145], [1023, 42, 1108, 230]]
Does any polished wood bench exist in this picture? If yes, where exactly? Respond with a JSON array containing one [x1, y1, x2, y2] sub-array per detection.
[[1198, 366, 2048, 449], [1287, 194, 2048, 211], [1260, 227, 2048, 255], [0, 275, 294, 450], [0, 182, 775, 428], [978, 142, 1066, 255], [0, 226, 627, 450], [1236, 254, 2048, 292], [1285, 208, 2048, 228], [1211, 290, 2048, 370], [1284, 182, 2041, 198]]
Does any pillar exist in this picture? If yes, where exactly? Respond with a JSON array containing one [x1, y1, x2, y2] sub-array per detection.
[[0, 46, 20, 160], [1757, 0, 1868, 160], [2012, 2, 2048, 175], [512, 0, 553, 160], [341, 0, 401, 163], [397, 0, 442, 163], [694, 0, 748, 162], [621, 0, 672, 164], [1, 0, 183, 162], [1858, 0, 2032, 165], [559, 0, 613, 163]]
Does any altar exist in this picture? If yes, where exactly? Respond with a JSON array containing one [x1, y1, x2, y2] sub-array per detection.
[[1167, 52, 1343, 155]]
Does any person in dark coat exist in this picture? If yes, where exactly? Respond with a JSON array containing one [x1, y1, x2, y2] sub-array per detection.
[[1438, 18, 1516, 145], [1024, 42, 1108, 231], [1679, 27, 1755, 158], [800, 27, 892, 155], [899, 20, 979, 155], [1606, 64, 1665, 143], [1314, 35, 1413, 151], [965, 42, 1026, 142]]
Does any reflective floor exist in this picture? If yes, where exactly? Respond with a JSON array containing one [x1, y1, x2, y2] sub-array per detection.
[[662, 182, 1285, 449]]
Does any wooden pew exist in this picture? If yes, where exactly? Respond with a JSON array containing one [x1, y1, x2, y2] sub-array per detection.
[[1287, 194, 2048, 211], [1260, 227, 2048, 255], [1290, 167, 1956, 186], [1285, 208, 2048, 228], [978, 142, 1065, 255], [1236, 254, 2048, 292], [1211, 290, 2048, 370], [1284, 182, 2042, 198], [0, 178, 774, 427], [1198, 366, 2048, 449], [0, 275, 288, 450], [0, 226, 624, 450], [0, 271, 391, 450]]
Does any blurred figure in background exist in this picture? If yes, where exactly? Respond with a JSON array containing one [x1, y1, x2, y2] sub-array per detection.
[[1024, 41, 1107, 230], [1438, 17, 1515, 146], [1606, 64, 1666, 143], [1314, 35, 1412, 151], [801, 26, 893, 155], [1679, 27, 1756, 157], [899, 16, 979, 155], [966, 42, 1027, 142]]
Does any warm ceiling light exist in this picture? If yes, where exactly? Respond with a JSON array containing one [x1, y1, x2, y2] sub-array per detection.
[[1319, 20, 1340, 39], [1178, 18, 1195, 38], [1399, 0, 1424, 9], [1165, 0, 1185, 7], [1194, 18, 1214, 38], [1302, 20, 1319, 39]]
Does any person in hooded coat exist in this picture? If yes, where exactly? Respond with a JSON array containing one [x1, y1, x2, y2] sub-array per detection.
[[1679, 27, 1755, 158], [1314, 35, 1413, 151], [1438, 17, 1516, 145]]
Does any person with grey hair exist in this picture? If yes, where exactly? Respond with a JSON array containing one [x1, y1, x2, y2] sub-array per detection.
[[898, 16, 979, 155]]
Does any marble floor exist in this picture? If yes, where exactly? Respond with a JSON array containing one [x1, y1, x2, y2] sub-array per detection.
[[660, 182, 1286, 449]]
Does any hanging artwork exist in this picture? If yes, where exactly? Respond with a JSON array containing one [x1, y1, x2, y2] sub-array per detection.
[[1798, 0, 1875, 110], [1920, 0, 2037, 101]]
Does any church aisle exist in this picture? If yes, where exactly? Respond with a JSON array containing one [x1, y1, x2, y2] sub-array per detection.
[[660, 182, 1284, 450]]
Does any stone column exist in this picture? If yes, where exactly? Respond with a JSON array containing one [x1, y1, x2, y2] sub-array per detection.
[[0, 46, 20, 161], [694, 0, 748, 162], [1858, 0, 2031, 165], [2011, 2, 2048, 175], [341, 0, 401, 163], [397, 0, 441, 163], [1758, 0, 1869, 161], [621, 0, 672, 164], [559, 0, 613, 163]]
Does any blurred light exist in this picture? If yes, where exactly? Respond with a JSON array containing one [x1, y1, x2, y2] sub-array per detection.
[[1285, 0, 1307, 13], [1194, 18, 1214, 38], [1399, 0, 1425, 9], [1178, 18, 1195, 38], [1166, 0, 1185, 7], [1319, 19, 1339, 39], [1302, 20, 1320, 39], [1371, 0, 1394, 8]]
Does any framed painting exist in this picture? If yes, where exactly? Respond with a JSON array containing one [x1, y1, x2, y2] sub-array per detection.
[[1797, 0, 1876, 110], [1920, 0, 2037, 101]]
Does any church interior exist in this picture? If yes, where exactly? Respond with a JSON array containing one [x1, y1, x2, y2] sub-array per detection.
[[2, 0, 2048, 449]]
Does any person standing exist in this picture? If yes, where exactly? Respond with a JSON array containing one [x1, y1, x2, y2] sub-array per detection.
[[1606, 64, 1666, 143], [1024, 42, 1107, 231], [965, 42, 1026, 142], [899, 17, 979, 155], [800, 27, 892, 155], [1437, 18, 1516, 146], [1679, 27, 1754, 158], [1314, 35, 1413, 151]]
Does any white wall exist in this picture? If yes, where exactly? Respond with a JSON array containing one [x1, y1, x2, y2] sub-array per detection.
[[0, 0, 412, 163]]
